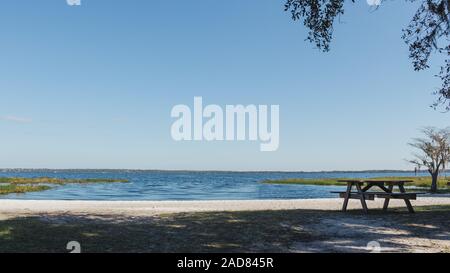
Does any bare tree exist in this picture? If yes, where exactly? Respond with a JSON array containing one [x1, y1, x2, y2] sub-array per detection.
[[409, 127, 450, 192]]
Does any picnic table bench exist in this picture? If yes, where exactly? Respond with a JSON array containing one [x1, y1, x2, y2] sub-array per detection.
[[332, 179, 425, 213]]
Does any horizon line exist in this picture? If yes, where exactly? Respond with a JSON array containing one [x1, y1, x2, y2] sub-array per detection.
[[0, 168, 430, 173]]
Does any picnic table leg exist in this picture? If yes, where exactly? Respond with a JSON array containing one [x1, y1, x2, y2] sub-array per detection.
[[382, 184, 394, 211], [342, 182, 353, 212], [362, 183, 374, 192], [355, 183, 369, 213], [398, 184, 415, 213]]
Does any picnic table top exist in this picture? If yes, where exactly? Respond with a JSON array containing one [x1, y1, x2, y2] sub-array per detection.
[[336, 179, 413, 184]]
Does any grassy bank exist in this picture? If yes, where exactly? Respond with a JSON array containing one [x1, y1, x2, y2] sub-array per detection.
[[0, 177, 128, 185], [0, 185, 51, 195], [0, 177, 129, 195], [263, 176, 450, 192]]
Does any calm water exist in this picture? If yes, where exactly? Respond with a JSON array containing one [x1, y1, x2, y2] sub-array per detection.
[[0, 169, 422, 200]]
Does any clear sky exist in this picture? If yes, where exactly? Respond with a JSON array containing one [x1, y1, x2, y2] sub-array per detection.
[[0, 0, 448, 171]]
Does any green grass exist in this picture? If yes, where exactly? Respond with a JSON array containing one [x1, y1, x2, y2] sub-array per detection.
[[0, 177, 129, 195], [263, 176, 450, 192], [0, 177, 128, 185], [264, 178, 342, 186], [0, 184, 51, 195]]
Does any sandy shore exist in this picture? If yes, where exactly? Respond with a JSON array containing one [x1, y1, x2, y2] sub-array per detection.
[[1, 197, 450, 253], [1, 196, 450, 216]]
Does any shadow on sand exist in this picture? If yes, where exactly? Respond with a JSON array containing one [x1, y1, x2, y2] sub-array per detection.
[[0, 206, 449, 253]]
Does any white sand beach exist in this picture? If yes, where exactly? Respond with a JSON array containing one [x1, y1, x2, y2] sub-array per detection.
[[1, 196, 450, 216], [1, 197, 450, 253]]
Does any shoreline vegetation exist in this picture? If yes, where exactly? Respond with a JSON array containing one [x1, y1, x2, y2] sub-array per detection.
[[0, 177, 129, 195], [0, 168, 437, 173], [262, 176, 450, 193], [1, 175, 450, 196]]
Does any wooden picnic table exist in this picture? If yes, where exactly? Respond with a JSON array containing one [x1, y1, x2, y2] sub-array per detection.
[[334, 179, 417, 213]]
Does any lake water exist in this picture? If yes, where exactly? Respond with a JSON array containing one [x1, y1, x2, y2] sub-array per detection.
[[0, 169, 423, 200]]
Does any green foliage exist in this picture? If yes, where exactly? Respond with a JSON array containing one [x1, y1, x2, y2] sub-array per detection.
[[0, 185, 51, 195], [0, 177, 129, 195], [263, 176, 450, 192], [0, 177, 128, 185]]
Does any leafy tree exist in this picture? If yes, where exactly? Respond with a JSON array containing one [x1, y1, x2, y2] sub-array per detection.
[[284, 0, 450, 110], [409, 127, 450, 192]]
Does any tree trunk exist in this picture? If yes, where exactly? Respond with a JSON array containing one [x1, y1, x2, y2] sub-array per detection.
[[431, 172, 439, 193]]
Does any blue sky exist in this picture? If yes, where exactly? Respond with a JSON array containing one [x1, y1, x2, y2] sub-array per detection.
[[0, 0, 448, 171]]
